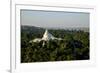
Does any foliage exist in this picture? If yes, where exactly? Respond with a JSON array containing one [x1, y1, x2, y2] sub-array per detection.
[[21, 26, 89, 63]]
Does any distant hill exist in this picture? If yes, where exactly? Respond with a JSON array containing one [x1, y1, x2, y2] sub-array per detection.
[[21, 25, 89, 33], [21, 25, 45, 37], [21, 25, 45, 33]]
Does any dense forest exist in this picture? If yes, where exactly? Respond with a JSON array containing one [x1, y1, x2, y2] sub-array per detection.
[[21, 25, 89, 63]]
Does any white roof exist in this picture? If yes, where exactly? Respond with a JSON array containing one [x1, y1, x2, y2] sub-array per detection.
[[29, 38, 42, 43]]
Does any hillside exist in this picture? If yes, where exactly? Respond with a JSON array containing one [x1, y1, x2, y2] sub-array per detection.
[[21, 25, 90, 63]]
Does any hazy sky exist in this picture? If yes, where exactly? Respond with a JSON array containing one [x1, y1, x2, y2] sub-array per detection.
[[21, 10, 89, 28]]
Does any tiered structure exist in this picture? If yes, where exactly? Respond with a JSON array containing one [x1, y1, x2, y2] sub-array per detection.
[[29, 29, 62, 43]]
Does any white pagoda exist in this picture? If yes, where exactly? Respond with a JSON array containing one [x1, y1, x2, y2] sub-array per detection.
[[29, 29, 62, 43], [42, 29, 55, 41]]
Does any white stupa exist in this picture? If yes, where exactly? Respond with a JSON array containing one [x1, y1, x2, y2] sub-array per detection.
[[29, 29, 62, 43], [42, 29, 55, 41]]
